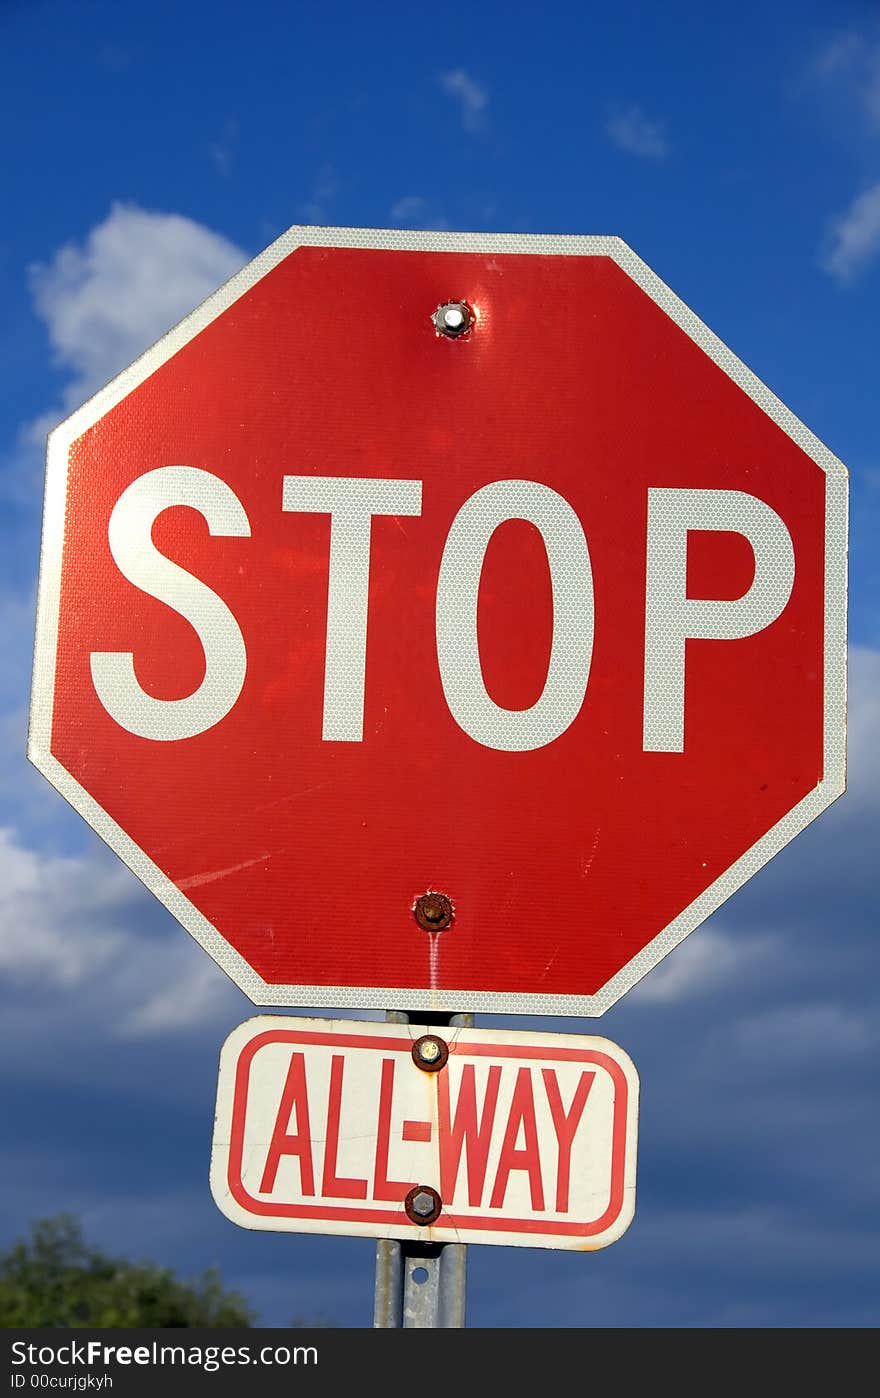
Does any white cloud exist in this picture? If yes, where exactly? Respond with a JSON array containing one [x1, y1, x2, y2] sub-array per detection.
[[812, 32, 863, 80], [121, 953, 240, 1038], [209, 119, 239, 179], [301, 165, 339, 224], [824, 182, 880, 283], [809, 30, 880, 126], [628, 926, 778, 1003], [631, 1204, 880, 1275], [845, 644, 880, 801], [438, 69, 489, 133], [0, 826, 241, 1033], [728, 1001, 877, 1064], [805, 32, 880, 283], [605, 105, 669, 161], [0, 589, 33, 708], [389, 195, 428, 223], [0, 828, 125, 985], [27, 202, 247, 421], [388, 195, 449, 230]]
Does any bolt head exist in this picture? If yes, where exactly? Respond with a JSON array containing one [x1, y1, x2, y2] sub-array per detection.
[[432, 300, 474, 338], [417, 1037, 442, 1064], [411, 1190, 438, 1218], [413, 891, 454, 932], [411, 1032, 449, 1072], [404, 1182, 442, 1224]]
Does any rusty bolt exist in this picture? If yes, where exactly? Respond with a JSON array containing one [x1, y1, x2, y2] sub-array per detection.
[[405, 1184, 442, 1225], [432, 300, 474, 338], [411, 1033, 449, 1072], [413, 891, 454, 932]]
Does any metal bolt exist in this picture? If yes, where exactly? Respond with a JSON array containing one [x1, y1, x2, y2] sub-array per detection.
[[413, 891, 454, 932], [404, 1184, 442, 1224], [411, 1033, 449, 1072], [432, 300, 474, 338]]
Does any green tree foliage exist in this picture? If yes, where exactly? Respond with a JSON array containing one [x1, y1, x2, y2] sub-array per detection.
[[0, 1216, 254, 1328]]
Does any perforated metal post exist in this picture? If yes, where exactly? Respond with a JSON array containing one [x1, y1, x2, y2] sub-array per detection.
[[373, 1011, 472, 1328]]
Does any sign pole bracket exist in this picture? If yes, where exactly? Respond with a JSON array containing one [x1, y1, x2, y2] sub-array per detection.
[[373, 1010, 473, 1328]]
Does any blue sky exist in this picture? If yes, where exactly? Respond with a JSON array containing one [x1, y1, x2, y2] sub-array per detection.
[[1, 0, 878, 1327]]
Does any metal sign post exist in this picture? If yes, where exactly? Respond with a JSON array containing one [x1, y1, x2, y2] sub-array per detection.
[[374, 1236, 467, 1329], [373, 1011, 472, 1328]]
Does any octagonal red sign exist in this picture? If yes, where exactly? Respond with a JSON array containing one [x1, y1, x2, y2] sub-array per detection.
[[28, 229, 847, 1014]]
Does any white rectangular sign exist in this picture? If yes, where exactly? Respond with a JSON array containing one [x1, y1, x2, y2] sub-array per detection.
[[210, 1017, 638, 1251]]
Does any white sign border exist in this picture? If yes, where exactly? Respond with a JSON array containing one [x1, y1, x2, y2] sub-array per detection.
[[28, 226, 848, 1016]]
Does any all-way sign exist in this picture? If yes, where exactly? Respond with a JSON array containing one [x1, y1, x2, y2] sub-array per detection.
[[210, 1018, 638, 1251]]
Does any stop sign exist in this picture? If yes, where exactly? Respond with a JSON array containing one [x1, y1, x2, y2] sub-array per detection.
[[28, 228, 847, 1015]]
